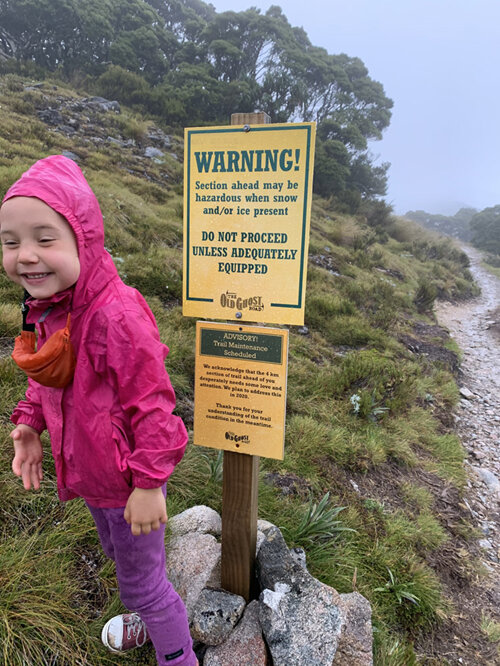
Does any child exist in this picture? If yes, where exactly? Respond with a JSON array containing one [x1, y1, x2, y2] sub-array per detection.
[[0, 155, 198, 666]]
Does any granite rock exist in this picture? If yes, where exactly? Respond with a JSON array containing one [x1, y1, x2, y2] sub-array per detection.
[[203, 600, 268, 665]]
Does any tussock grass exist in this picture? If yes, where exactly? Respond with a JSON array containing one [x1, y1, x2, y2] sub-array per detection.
[[385, 510, 447, 554], [0, 531, 93, 666], [482, 258, 500, 280], [0, 303, 19, 336], [0, 425, 107, 663], [0, 280, 23, 305], [481, 614, 500, 644], [0, 361, 30, 425], [400, 482, 434, 512], [122, 246, 183, 303]]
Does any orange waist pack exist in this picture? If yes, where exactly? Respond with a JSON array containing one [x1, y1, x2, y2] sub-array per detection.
[[12, 313, 76, 388]]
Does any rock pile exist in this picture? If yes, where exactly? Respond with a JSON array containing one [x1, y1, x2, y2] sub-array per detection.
[[166, 505, 373, 665], [23, 83, 179, 183]]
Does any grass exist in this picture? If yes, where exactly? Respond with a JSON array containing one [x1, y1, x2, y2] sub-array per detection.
[[282, 492, 354, 545], [482, 259, 500, 280], [0, 302, 19, 336], [0, 73, 487, 664], [481, 614, 500, 643], [0, 504, 101, 666]]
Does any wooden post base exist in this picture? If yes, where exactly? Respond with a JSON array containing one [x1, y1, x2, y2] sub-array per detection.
[[221, 451, 259, 601]]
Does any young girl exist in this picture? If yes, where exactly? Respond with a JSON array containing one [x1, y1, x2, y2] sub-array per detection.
[[0, 155, 198, 665]]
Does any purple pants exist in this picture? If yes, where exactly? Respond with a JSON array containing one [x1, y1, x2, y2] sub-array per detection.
[[87, 501, 196, 666]]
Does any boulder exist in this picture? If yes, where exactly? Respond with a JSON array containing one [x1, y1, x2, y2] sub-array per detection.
[[164, 509, 373, 665], [147, 127, 172, 148], [475, 467, 500, 496], [61, 150, 80, 163], [37, 108, 63, 125], [257, 527, 343, 665], [169, 505, 222, 538], [288, 546, 307, 570], [166, 532, 221, 617], [190, 588, 246, 646], [335, 592, 373, 665], [84, 96, 120, 112], [204, 600, 268, 665], [145, 146, 164, 159], [257, 519, 276, 533]]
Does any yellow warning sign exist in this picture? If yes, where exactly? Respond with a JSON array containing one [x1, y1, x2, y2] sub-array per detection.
[[194, 321, 288, 460], [183, 122, 315, 325]]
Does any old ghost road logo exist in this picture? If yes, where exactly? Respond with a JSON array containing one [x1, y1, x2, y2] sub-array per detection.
[[225, 431, 251, 447], [220, 291, 264, 312]]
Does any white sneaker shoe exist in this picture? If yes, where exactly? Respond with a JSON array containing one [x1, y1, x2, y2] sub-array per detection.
[[101, 612, 150, 653]]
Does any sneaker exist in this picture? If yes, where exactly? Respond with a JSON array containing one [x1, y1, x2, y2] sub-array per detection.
[[101, 612, 150, 653]]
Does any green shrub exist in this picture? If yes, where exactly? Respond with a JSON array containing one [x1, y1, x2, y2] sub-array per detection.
[[10, 97, 36, 115], [485, 252, 500, 268], [284, 492, 354, 545], [414, 281, 438, 313], [94, 64, 151, 107]]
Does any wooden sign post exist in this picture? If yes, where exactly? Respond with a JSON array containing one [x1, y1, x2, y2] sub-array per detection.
[[221, 112, 269, 602], [194, 320, 288, 600], [183, 112, 315, 601], [221, 450, 259, 600]]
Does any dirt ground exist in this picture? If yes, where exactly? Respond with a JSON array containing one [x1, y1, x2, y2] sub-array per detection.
[[414, 247, 500, 665], [0, 336, 14, 358]]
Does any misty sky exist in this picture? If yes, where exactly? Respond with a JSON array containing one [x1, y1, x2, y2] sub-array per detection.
[[211, 0, 500, 216]]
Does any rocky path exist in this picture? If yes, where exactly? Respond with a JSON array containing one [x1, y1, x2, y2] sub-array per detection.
[[435, 246, 500, 569]]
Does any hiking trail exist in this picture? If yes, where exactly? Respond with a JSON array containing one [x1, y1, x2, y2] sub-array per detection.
[[435, 246, 500, 571]]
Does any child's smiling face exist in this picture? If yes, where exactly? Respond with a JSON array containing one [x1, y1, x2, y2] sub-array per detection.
[[0, 196, 80, 299]]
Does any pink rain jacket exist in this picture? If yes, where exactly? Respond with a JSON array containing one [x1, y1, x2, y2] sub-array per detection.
[[5, 156, 188, 507]]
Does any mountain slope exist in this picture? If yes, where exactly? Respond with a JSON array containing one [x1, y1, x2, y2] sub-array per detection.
[[0, 74, 497, 665]]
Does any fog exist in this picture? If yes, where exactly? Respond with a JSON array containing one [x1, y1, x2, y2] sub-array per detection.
[[211, 0, 500, 215]]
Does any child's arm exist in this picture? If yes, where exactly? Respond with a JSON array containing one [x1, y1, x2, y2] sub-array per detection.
[[104, 308, 188, 495], [11, 424, 43, 491], [124, 487, 168, 536], [11, 378, 47, 433], [10, 379, 46, 491]]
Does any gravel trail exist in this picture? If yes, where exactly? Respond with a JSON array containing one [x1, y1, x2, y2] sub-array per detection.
[[435, 246, 500, 569]]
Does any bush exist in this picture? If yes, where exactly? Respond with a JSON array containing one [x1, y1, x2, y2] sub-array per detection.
[[414, 281, 438, 313], [95, 64, 151, 108], [358, 198, 393, 228], [485, 252, 500, 268]]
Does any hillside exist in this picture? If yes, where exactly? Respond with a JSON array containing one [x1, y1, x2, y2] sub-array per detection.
[[404, 209, 476, 242], [0, 0, 393, 209], [404, 208, 500, 262], [0, 74, 498, 665]]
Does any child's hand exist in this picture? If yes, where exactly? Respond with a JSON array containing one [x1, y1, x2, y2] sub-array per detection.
[[124, 487, 168, 536], [11, 424, 43, 491]]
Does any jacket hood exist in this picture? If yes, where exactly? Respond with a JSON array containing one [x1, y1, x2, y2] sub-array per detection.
[[3, 155, 119, 311]]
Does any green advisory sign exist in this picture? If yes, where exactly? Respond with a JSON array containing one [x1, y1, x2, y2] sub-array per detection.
[[200, 328, 283, 363], [194, 321, 289, 459]]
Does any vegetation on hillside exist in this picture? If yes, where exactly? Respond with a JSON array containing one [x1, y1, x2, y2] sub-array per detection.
[[404, 208, 476, 243], [1, 75, 498, 665], [405, 206, 500, 262], [470, 205, 500, 256], [0, 0, 392, 210]]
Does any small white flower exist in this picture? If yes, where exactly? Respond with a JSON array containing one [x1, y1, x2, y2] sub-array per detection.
[[350, 393, 361, 413]]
